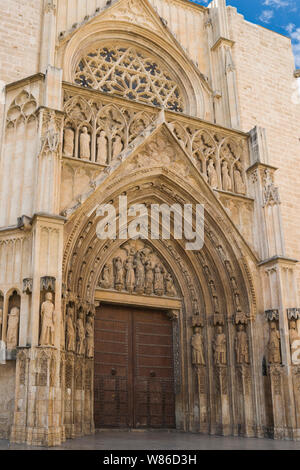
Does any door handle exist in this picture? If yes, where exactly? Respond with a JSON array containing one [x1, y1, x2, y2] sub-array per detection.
[[150, 371, 156, 377], [111, 368, 117, 376]]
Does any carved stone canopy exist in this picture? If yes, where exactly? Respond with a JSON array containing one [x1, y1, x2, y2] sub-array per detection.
[[23, 278, 33, 295], [265, 309, 279, 322], [287, 308, 300, 321], [40, 276, 56, 293]]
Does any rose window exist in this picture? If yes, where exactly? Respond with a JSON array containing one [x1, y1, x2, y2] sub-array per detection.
[[74, 46, 184, 112]]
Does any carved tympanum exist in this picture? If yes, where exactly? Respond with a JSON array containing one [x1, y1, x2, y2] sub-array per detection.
[[98, 241, 178, 298]]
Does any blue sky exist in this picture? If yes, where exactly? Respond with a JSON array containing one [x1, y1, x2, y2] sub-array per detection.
[[191, 0, 300, 68]]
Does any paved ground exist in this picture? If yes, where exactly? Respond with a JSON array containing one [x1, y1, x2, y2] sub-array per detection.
[[1, 430, 300, 450]]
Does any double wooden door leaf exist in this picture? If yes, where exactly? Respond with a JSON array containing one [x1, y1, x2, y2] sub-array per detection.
[[94, 304, 176, 429]]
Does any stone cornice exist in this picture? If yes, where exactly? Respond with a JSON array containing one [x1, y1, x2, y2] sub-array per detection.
[[246, 162, 278, 174], [5, 73, 45, 91], [258, 256, 299, 267], [211, 37, 235, 52]]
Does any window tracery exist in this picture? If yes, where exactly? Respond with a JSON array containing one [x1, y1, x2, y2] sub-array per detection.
[[74, 45, 184, 112]]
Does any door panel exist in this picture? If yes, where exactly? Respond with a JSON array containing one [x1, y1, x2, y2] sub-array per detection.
[[94, 304, 175, 429]]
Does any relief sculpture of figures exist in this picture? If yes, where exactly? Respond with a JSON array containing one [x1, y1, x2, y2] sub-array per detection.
[[114, 257, 124, 291], [66, 305, 75, 352], [40, 293, 55, 347], [97, 131, 108, 164], [145, 260, 154, 295], [100, 264, 112, 289], [222, 161, 232, 192], [76, 312, 85, 355], [6, 307, 20, 350], [112, 135, 123, 159], [289, 321, 300, 365], [235, 324, 250, 364], [165, 273, 176, 297], [134, 252, 145, 294], [63, 128, 74, 157], [213, 326, 227, 365], [154, 264, 164, 296], [268, 322, 281, 364], [234, 163, 246, 195], [207, 159, 218, 188], [80, 127, 91, 160], [191, 327, 205, 366], [125, 256, 135, 294], [86, 316, 94, 359]]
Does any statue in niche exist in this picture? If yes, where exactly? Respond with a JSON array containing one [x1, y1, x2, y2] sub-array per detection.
[[222, 161, 232, 192], [66, 305, 75, 352], [76, 312, 85, 355], [145, 260, 154, 295], [125, 256, 135, 294], [97, 131, 108, 164], [86, 316, 94, 359], [154, 264, 165, 296], [165, 273, 176, 297], [234, 163, 246, 194], [289, 320, 300, 364], [63, 128, 75, 157], [235, 324, 250, 364], [213, 326, 227, 365], [80, 127, 91, 160], [40, 292, 55, 347], [134, 252, 145, 294], [191, 327, 205, 366], [0, 308, 2, 338], [114, 257, 124, 291], [112, 135, 124, 159], [100, 264, 112, 289], [268, 322, 281, 364], [207, 159, 218, 188], [6, 307, 20, 350]]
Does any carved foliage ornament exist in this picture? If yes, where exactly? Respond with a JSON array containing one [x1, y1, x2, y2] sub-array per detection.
[[74, 45, 184, 112]]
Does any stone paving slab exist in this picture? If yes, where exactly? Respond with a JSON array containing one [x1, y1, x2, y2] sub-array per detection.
[[1, 431, 300, 450]]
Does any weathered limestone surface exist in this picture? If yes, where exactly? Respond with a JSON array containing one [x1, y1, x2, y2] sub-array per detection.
[[0, 0, 299, 446]]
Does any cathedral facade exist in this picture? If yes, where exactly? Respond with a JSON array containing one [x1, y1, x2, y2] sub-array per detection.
[[0, 0, 300, 446]]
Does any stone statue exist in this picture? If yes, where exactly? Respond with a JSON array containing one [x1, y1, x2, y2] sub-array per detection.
[[289, 321, 300, 364], [191, 327, 205, 366], [0, 308, 2, 338], [6, 307, 20, 350], [145, 260, 154, 295], [222, 161, 232, 192], [268, 322, 281, 364], [235, 324, 249, 364], [40, 293, 55, 347], [112, 135, 123, 159], [76, 312, 85, 356], [154, 264, 164, 296], [207, 159, 218, 188], [80, 127, 91, 160], [165, 273, 176, 297], [234, 164, 246, 194], [213, 326, 227, 365], [63, 128, 75, 156], [134, 252, 145, 294], [100, 264, 112, 289], [97, 131, 108, 164], [86, 316, 94, 359], [66, 306, 75, 352], [125, 257, 135, 293], [114, 257, 124, 291]]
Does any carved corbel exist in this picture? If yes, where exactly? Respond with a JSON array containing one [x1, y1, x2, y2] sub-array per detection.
[[167, 309, 180, 321]]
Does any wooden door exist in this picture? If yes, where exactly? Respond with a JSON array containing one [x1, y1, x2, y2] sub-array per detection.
[[94, 304, 176, 429]]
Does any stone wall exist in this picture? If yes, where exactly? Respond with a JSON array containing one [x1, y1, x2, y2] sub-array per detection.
[[228, 6, 300, 300], [0, 362, 16, 439]]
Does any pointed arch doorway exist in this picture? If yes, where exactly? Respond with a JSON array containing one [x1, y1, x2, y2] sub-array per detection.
[[94, 297, 181, 430]]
